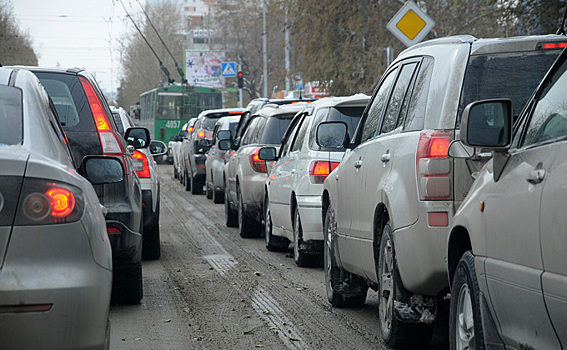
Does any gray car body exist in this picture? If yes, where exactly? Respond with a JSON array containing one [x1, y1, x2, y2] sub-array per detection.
[[0, 68, 112, 349]]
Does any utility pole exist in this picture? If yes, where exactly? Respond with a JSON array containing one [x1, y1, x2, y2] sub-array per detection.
[[262, 0, 268, 98], [285, 6, 290, 92]]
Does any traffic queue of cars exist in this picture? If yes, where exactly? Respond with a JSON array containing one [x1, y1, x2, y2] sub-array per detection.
[[0, 66, 166, 348], [172, 34, 567, 349]]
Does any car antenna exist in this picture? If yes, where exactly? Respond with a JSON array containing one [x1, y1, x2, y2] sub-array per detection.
[[557, 5, 567, 35], [135, 0, 187, 84], [118, 0, 175, 84]]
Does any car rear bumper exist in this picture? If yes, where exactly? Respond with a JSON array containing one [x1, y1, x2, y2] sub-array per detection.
[[106, 219, 142, 266], [296, 195, 323, 242]]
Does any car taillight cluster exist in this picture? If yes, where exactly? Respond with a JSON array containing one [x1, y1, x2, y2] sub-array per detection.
[[416, 130, 453, 226], [79, 77, 125, 161], [309, 160, 339, 184], [0, 176, 84, 226], [131, 150, 150, 178], [249, 147, 267, 173]]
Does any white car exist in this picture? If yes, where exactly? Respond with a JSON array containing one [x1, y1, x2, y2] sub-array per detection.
[[170, 121, 188, 180], [260, 95, 368, 267], [0, 67, 113, 348], [111, 106, 167, 260], [205, 115, 241, 203]]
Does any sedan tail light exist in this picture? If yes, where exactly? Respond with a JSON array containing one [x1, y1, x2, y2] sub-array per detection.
[[249, 147, 267, 173], [132, 150, 150, 178], [309, 160, 339, 184], [6, 177, 85, 225]]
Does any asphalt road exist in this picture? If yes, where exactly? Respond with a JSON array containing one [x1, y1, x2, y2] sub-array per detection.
[[109, 164, 447, 350]]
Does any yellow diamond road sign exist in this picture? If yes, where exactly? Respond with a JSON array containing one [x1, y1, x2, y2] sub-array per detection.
[[387, 1, 435, 47]]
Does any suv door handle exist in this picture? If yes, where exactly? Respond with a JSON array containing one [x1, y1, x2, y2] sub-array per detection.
[[381, 152, 391, 163], [354, 160, 363, 168], [526, 169, 546, 184]]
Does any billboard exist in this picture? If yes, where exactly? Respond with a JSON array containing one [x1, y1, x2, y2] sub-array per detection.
[[184, 50, 225, 88]]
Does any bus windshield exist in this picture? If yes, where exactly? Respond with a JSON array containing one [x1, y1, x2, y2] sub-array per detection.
[[157, 93, 185, 120]]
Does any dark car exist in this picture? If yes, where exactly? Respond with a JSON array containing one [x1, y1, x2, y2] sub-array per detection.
[[181, 108, 245, 194], [26, 67, 144, 304]]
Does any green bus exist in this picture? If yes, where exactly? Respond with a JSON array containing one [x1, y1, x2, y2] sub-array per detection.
[[138, 84, 223, 143]]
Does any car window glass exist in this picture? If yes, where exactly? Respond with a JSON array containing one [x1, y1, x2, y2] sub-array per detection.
[[240, 117, 260, 146], [521, 59, 567, 147], [308, 108, 329, 148], [404, 57, 434, 131], [229, 122, 238, 138], [381, 62, 418, 134], [40, 79, 81, 128], [259, 114, 295, 144], [281, 117, 302, 155], [361, 69, 397, 142], [111, 112, 125, 136], [291, 115, 310, 152], [0, 85, 23, 145]]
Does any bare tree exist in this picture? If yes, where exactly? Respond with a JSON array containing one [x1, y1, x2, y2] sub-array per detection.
[[0, 1, 38, 66]]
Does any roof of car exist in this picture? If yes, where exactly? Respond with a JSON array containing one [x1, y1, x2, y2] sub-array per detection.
[[308, 94, 370, 109], [196, 108, 246, 118], [255, 102, 309, 118]]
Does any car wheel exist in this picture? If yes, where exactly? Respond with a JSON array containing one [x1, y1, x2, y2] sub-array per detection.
[[212, 188, 223, 204], [237, 186, 260, 238], [324, 205, 367, 307], [264, 195, 289, 251], [190, 166, 203, 195], [224, 183, 238, 227], [293, 206, 320, 267], [205, 181, 213, 199], [378, 222, 433, 348], [142, 201, 161, 261], [450, 251, 485, 350], [173, 165, 178, 179], [112, 261, 143, 305], [184, 168, 191, 191]]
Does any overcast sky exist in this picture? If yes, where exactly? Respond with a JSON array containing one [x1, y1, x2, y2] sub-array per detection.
[[11, 0, 143, 93]]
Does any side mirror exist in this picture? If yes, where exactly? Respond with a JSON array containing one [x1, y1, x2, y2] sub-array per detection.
[[217, 130, 231, 141], [218, 139, 232, 151], [316, 122, 348, 149], [448, 140, 475, 159], [125, 127, 151, 149], [149, 140, 167, 156], [258, 147, 277, 161], [80, 156, 124, 185], [461, 99, 512, 149]]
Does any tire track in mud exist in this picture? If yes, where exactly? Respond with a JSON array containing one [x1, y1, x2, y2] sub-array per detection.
[[158, 165, 387, 349]]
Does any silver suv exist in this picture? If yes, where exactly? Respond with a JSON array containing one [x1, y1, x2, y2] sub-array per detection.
[[319, 34, 567, 348], [446, 47, 567, 349]]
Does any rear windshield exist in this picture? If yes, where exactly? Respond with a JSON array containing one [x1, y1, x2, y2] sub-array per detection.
[[203, 116, 222, 130], [458, 50, 560, 123], [309, 106, 365, 149], [259, 113, 295, 144], [229, 121, 238, 137], [111, 112, 125, 136], [34, 72, 96, 132], [0, 85, 23, 145]]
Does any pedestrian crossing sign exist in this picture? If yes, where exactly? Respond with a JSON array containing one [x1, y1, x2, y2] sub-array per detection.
[[221, 62, 237, 77]]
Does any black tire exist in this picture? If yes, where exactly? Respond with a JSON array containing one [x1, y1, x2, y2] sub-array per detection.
[[450, 251, 485, 350], [324, 206, 367, 308], [378, 223, 433, 348], [293, 206, 320, 267], [112, 262, 143, 305], [264, 195, 289, 251], [205, 182, 213, 199], [212, 188, 223, 204], [190, 166, 204, 195], [184, 168, 191, 191], [225, 183, 238, 227], [173, 165, 178, 179], [142, 201, 161, 261], [237, 187, 260, 238]]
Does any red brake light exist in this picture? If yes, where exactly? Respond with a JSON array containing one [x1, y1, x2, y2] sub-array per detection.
[[46, 188, 75, 217], [249, 147, 267, 173], [429, 137, 450, 157], [229, 111, 244, 114], [132, 150, 150, 178], [309, 161, 339, 184], [541, 42, 567, 49], [188, 126, 194, 133], [197, 130, 205, 138], [416, 130, 453, 201]]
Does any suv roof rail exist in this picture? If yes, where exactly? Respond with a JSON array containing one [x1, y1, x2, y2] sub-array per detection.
[[405, 35, 477, 52], [66, 67, 85, 74]]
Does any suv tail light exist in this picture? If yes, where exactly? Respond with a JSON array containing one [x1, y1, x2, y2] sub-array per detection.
[[249, 147, 267, 173], [416, 130, 453, 201], [79, 77, 124, 158], [309, 160, 339, 184], [132, 150, 150, 178], [9, 177, 84, 225]]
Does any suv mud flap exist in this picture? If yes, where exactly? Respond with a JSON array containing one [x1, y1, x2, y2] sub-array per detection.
[[394, 294, 436, 324], [106, 220, 142, 265]]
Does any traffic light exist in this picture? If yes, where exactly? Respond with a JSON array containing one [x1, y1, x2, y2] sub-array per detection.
[[237, 71, 244, 89]]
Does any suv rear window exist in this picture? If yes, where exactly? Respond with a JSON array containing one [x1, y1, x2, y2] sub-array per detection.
[[0, 85, 23, 145], [309, 106, 365, 150], [458, 50, 560, 123], [34, 72, 96, 132], [260, 113, 295, 144]]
